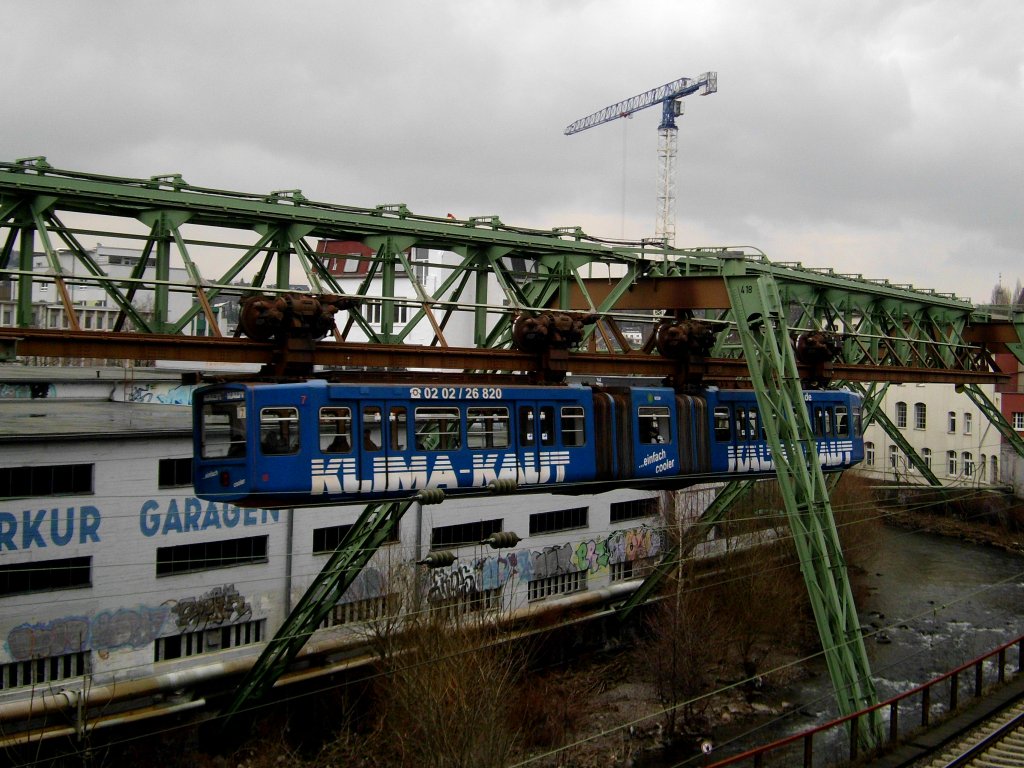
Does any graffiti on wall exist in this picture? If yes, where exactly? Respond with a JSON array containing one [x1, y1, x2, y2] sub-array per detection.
[[427, 525, 665, 605], [7, 607, 171, 661], [120, 383, 195, 406], [167, 584, 252, 631], [5, 584, 254, 661]]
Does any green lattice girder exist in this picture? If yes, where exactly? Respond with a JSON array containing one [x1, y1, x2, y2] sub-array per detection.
[[0, 158, 1005, 380], [721, 258, 881, 746], [960, 383, 1024, 461]]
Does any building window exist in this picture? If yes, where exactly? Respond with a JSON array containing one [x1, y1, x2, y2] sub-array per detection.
[[155, 619, 265, 662], [922, 447, 932, 470], [529, 506, 588, 536], [158, 457, 193, 488], [0, 556, 91, 596], [895, 402, 907, 429], [610, 498, 659, 524], [962, 452, 974, 476], [948, 412, 957, 433], [610, 556, 659, 583], [1, 651, 88, 691], [1014, 412, 1024, 431], [963, 413, 972, 435], [865, 442, 875, 466], [313, 523, 397, 554], [947, 450, 958, 476], [0, 464, 93, 498], [156, 536, 268, 576], [319, 595, 399, 628], [991, 455, 999, 483], [888, 445, 899, 469], [914, 403, 927, 430], [431, 519, 503, 549], [527, 570, 587, 602]]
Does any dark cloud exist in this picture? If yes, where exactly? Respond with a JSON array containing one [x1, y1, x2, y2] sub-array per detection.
[[4, 0, 1022, 301]]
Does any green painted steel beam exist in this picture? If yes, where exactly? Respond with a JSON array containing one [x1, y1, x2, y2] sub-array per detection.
[[221, 499, 413, 734], [721, 257, 881, 748]]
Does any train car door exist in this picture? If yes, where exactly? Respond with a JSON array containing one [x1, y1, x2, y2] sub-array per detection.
[[358, 402, 386, 494], [516, 402, 556, 486], [253, 393, 308, 498], [630, 389, 676, 480]]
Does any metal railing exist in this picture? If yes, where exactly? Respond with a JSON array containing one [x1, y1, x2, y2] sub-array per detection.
[[705, 633, 1024, 768]]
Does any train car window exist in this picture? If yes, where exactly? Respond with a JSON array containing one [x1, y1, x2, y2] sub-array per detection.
[[260, 407, 299, 455], [638, 406, 670, 444], [835, 405, 849, 437], [561, 406, 586, 447], [467, 406, 510, 449], [519, 406, 535, 446], [390, 407, 409, 450], [824, 408, 833, 437], [746, 409, 758, 442], [319, 407, 352, 453], [415, 406, 461, 451], [362, 406, 382, 451], [813, 406, 825, 437], [539, 406, 555, 446], [201, 399, 247, 458], [713, 407, 731, 442]]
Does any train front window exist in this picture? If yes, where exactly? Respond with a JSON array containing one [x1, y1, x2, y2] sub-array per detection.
[[561, 406, 586, 447], [201, 396, 246, 459], [415, 407, 461, 451], [467, 407, 509, 449], [319, 407, 352, 453], [260, 407, 299, 455]]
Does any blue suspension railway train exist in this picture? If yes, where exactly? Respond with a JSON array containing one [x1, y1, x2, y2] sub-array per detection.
[[192, 381, 864, 508]]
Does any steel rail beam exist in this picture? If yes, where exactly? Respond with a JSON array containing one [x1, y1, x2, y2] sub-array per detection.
[[0, 328, 1006, 385]]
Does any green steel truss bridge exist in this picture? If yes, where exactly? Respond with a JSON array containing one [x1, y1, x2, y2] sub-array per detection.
[[2, 157, 1023, 745]]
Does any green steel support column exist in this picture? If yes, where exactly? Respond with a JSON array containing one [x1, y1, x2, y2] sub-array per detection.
[[617, 480, 756, 622], [850, 382, 942, 486], [221, 499, 413, 734], [273, 231, 291, 291], [17, 224, 33, 327], [961, 383, 1024, 460], [475, 249, 492, 347], [722, 257, 880, 746], [154, 223, 171, 333]]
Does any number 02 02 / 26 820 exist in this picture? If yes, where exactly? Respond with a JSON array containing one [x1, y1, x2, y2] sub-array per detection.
[[409, 386, 503, 400]]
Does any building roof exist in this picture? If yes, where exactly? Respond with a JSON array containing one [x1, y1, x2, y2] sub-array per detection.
[[0, 399, 192, 442]]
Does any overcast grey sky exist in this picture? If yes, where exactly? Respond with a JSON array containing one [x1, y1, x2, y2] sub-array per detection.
[[4, 0, 1022, 303]]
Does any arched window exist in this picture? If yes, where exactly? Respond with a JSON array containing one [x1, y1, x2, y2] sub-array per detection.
[[922, 447, 932, 470], [948, 412, 957, 433], [888, 445, 899, 469], [865, 442, 875, 466], [914, 402, 927, 429], [947, 450, 958, 476], [962, 452, 974, 476], [991, 455, 999, 483], [895, 401, 908, 429]]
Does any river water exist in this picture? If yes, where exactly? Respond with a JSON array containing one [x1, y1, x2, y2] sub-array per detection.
[[658, 524, 1024, 766]]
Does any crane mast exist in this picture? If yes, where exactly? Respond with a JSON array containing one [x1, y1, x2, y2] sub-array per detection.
[[565, 72, 717, 246]]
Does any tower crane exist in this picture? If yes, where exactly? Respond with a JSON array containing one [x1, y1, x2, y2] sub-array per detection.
[[565, 72, 717, 246]]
